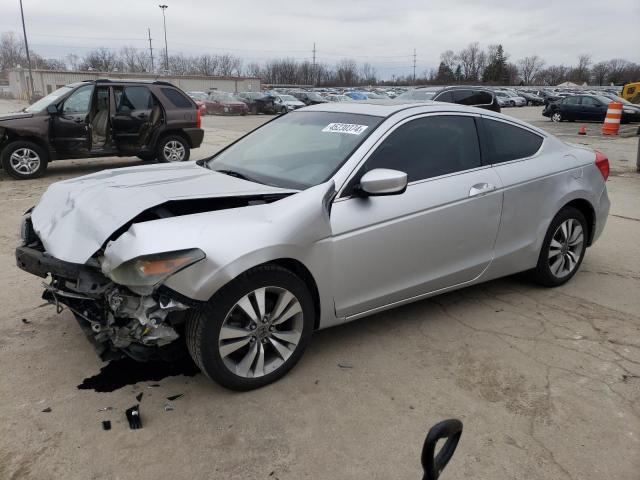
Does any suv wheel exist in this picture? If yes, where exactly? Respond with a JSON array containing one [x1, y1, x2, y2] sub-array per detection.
[[186, 264, 314, 390], [157, 135, 190, 163], [1, 141, 49, 179], [551, 111, 563, 122], [530, 207, 587, 287]]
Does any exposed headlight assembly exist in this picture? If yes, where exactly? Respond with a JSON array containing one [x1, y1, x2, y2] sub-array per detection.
[[107, 249, 205, 287], [622, 108, 636, 114]]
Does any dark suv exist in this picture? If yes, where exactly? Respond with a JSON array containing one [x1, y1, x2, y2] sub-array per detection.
[[397, 86, 501, 112], [0, 79, 204, 179]]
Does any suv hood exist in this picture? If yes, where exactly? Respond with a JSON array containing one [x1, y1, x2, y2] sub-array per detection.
[[0, 112, 34, 122], [31, 162, 297, 264]]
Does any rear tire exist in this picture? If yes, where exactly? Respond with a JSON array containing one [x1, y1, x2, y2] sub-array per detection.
[[530, 207, 587, 287], [551, 111, 562, 122], [280, 107, 287, 114], [185, 264, 314, 391], [157, 134, 190, 163], [1, 141, 49, 179]]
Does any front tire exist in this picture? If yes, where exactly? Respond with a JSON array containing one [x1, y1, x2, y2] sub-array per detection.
[[186, 264, 315, 390], [157, 135, 190, 163], [280, 107, 287, 114], [530, 207, 587, 287], [551, 111, 562, 122], [1, 141, 49, 179]]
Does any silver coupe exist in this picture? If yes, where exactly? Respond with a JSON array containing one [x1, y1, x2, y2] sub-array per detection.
[[17, 101, 610, 390]]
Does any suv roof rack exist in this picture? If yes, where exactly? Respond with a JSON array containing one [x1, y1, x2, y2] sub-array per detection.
[[90, 78, 176, 86]]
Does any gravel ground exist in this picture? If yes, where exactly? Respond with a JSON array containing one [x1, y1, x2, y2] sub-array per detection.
[[1, 99, 639, 480]]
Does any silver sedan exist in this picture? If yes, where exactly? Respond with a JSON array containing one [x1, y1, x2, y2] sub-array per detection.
[[17, 102, 610, 390]]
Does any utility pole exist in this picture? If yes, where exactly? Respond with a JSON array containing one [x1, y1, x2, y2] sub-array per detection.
[[312, 42, 316, 86], [147, 28, 154, 73], [413, 48, 417, 85], [159, 5, 169, 73], [19, 0, 35, 100]]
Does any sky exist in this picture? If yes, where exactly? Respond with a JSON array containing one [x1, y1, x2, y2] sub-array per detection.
[[1, 0, 639, 79]]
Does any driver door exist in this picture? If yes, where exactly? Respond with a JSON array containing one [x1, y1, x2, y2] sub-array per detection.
[[51, 84, 94, 154], [330, 114, 503, 318]]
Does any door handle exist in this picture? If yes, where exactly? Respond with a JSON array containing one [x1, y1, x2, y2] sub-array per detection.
[[73, 118, 84, 124], [469, 183, 496, 197]]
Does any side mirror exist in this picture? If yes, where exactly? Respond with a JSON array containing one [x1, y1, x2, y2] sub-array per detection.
[[46, 104, 58, 114], [357, 168, 408, 196]]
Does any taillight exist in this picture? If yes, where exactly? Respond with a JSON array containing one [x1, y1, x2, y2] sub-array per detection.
[[196, 108, 201, 129], [595, 150, 609, 181]]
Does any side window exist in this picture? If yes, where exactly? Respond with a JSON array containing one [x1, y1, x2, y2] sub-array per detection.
[[453, 90, 492, 106], [580, 97, 599, 106], [564, 96, 580, 105], [117, 86, 152, 112], [62, 85, 94, 114], [484, 119, 543, 164], [435, 91, 453, 102], [363, 116, 481, 183], [161, 88, 193, 108]]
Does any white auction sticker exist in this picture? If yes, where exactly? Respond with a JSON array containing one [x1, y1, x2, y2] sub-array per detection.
[[322, 123, 369, 135]]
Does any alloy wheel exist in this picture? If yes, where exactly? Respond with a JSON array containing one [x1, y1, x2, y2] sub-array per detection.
[[551, 112, 562, 122], [548, 219, 584, 278], [218, 286, 304, 378], [163, 140, 186, 162], [9, 148, 40, 174]]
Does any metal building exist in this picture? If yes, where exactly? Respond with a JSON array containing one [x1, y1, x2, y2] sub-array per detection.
[[8, 69, 261, 100]]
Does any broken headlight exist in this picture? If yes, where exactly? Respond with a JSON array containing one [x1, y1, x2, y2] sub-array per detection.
[[107, 249, 205, 287]]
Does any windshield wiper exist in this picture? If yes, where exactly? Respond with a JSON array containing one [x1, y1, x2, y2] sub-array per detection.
[[215, 169, 260, 183]]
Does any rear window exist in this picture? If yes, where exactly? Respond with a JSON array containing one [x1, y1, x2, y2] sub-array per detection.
[[161, 88, 193, 108], [484, 119, 543, 164]]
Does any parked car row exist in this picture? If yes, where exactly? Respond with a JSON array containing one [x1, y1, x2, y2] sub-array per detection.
[[542, 93, 640, 123]]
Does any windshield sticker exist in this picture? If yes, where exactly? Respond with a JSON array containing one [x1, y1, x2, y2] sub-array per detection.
[[322, 123, 369, 135]]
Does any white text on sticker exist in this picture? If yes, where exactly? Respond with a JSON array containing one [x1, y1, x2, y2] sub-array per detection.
[[322, 123, 369, 135]]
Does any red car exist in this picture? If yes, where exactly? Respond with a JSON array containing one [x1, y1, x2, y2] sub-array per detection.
[[187, 91, 211, 116], [207, 91, 249, 115]]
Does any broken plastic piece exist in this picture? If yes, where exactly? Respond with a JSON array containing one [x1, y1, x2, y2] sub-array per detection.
[[41, 407, 51, 413], [136, 392, 143, 402], [166, 393, 183, 401], [126, 404, 142, 429], [164, 402, 175, 412], [147, 384, 160, 388], [102, 420, 111, 431], [97, 406, 114, 412], [21, 318, 30, 324], [338, 363, 353, 369]]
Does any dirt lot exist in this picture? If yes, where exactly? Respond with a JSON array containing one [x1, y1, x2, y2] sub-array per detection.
[[1, 99, 639, 479]]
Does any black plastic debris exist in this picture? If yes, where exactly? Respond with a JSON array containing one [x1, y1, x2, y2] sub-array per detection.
[[21, 318, 30, 324], [166, 394, 183, 401], [102, 420, 111, 431], [338, 363, 353, 369], [126, 404, 142, 429], [136, 392, 144, 402], [41, 407, 51, 413]]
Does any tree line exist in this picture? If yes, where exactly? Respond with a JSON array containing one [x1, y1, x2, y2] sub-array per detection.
[[1, 32, 638, 87]]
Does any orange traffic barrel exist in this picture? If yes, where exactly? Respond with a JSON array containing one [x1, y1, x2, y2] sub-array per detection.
[[602, 101, 623, 135]]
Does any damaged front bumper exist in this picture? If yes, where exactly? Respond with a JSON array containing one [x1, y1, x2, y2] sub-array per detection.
[[16, 239, 201, 362]]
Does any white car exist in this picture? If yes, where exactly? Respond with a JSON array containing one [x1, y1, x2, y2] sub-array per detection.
[[273, 95, 305, 113]]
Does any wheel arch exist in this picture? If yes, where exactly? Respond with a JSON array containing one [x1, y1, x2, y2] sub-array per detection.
[[2, 132, 51, 158], [560, 198, 595, 246], [270, 258, 322, 330]]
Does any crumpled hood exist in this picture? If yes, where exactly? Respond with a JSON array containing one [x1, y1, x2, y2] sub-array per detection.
[[0, 112, 33, 122], [31, 162, 296, 264]]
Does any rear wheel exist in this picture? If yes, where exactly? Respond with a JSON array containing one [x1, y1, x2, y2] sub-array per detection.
[[1, 141, 49, 179], [551, 111, 562, 122], [186, 264, 314, 390], [157, 135, 190, 163], [530, 207, 587, 287]]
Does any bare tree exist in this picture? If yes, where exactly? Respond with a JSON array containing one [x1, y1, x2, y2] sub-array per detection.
[[517, 55, 545, 85], [81, 48, 119, 72], [244, 62, 262, 78], [0, 32, 25, 74], [335, 58, 359, 86], [458, 42, 482, 81], [538, 65, 569, 85], [606, 58, 630, 84], [440, 49, 457, 73], [65, 54, 81, 71], [360, 62, 377, 85]]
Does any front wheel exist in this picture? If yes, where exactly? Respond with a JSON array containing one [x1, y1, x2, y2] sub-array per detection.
[[280, 107, 287, 114], [530, 207, 587, 287], [186, 264, 315, 390], [1, 141, 49, 179], [551, 111, 562, 122], [157, 135, 190, 163]]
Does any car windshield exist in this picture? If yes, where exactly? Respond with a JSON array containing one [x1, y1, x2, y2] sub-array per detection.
[[189, 92, 208, 101], [397, 90, 436, 101], [306, 92, 324, 101], [210, 92, 238, 101], [280, 95, 298, 101], [24, 86, 73, 113], [207, 111, 383, 189]]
